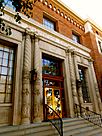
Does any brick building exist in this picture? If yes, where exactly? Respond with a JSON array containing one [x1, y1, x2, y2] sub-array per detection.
[[0, 0, 102, 135]]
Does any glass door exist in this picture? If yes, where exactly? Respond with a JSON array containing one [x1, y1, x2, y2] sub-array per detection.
[[45, 87, 62, 119]]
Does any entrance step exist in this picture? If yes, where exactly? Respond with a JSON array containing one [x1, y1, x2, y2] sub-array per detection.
[[63, 118, 102, 136], [0, 118, 102, 136], [0, 122, 57, 136]]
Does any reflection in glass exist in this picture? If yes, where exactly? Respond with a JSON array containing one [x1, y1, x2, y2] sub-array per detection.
[[78, 66, 91, 103], [0, 75, 6, 83], [7, 76, 12, 84], [42, 58, 60, 76], [8, 68, 12, 75], [45, 88, 62, 118], [0, 58, 2, 65], [0, 84, 5, 92], [2, 59, 8, 66], [0, 51, 3, 58], [1, 67, 8, 75], [0, 94, 5, 103], [10, 54, 14, 60], [3, 52, 9, 59], [6, 85, 12, 93], [9, 60, 13, 67], [5, 93, 11, 103], [0, 44, 14, 103]]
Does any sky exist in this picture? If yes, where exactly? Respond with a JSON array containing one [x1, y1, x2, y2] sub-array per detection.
[[61, 0, 102, 28]]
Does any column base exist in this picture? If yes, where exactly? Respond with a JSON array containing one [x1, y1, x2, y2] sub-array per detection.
[[21, 118, 30, 125]]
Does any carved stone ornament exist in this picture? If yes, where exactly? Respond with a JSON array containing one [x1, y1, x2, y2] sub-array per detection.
[[34, 88, 40, 95], [23, 88, 30, 95], [22, 104, 30, 118]]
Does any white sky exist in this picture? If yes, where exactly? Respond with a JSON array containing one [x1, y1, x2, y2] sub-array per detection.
[[61, 0, 102, 28]]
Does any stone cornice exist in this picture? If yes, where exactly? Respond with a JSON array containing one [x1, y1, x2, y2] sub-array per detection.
[[2, 7, 90, 55]]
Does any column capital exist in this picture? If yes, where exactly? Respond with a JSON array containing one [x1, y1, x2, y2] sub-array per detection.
[[66, 47, 74, 54], [88, 57, 94, 62]]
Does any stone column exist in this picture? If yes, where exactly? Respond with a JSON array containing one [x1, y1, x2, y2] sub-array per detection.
[[66, 49, 79, 116], [21, 33, 31, 124], [73, 51, 83, 105], [33, 35, 42, 122], [89, 59, 102, 114]]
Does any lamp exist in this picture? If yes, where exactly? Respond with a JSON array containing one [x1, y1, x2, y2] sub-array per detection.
[[30, 69, 37, 83]]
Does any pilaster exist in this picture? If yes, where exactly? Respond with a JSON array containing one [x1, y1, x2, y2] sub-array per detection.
[[21, 33, 31, 124], [66, 48, 79, 116], [33, 35, 43, 122]]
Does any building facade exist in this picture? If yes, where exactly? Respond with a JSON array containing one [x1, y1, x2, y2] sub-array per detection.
[[0, 0, 102, 126]]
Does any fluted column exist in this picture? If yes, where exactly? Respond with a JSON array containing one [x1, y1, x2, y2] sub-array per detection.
[[33, 35, 42, 122], [73, 51, 83, 105], [66, 49, 79, 116], [21, 33, 31, 124]]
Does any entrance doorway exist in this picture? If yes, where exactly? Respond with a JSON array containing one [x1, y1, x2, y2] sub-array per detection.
[[42, 54, 66, 119], [45, 87, 62, 118]]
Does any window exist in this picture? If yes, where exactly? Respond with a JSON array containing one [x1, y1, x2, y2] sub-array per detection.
[[42, 55, 62, 76], [0, 44, 15, 103], [72, 33, 80, 43], [43, 17, 55, 30], [4, 0, 15, 9], [78, 66, 91, 103], [98, 40, 102, 53]]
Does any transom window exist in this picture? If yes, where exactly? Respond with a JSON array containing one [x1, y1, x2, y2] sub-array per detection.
[[42, 56, 62, 76], [0, 44, 15, 103], [72, 33, 80, 43], [43, 17, 55, 30], [78, 66, 91, 103]]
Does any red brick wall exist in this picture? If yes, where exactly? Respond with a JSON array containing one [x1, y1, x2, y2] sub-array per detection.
[[84, 32, 102, 98], [32, 1, 85, 44]]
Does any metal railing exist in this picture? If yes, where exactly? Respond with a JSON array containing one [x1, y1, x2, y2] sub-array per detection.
[[45, 104, 63, 136], [74, 104, 102, 127]]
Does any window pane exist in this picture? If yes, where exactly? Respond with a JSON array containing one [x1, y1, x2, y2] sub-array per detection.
[[0, 58, 2, 65], [0, 51, 3, 58], [8, 68, 13, 75], [5, 93, 12, 103], [0, 45, 14, 103], [7, 76, 12, 84], [42, 57, 60, 76], [3, 52, 9, 59], [43, 17, 55, 30], [72, 34, 80, 43], [0, 76, 6, 83], [10, 54, 14, 60], [2, 59, 8, 66], [6, 85, 12, 93], [1, 67, 8, 75], [0, 94, 5, 103], [0, 84, 5, 92], [9, 60, 13, 67], [78, 66, 91, 103]]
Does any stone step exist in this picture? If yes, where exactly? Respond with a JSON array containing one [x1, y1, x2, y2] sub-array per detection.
[[0, 122, 58, 136], [0, 118, 102, 136], [63, 118, 102, 136]]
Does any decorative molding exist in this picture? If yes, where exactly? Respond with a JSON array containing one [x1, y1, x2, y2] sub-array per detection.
[[38, 0, 85, 31]]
